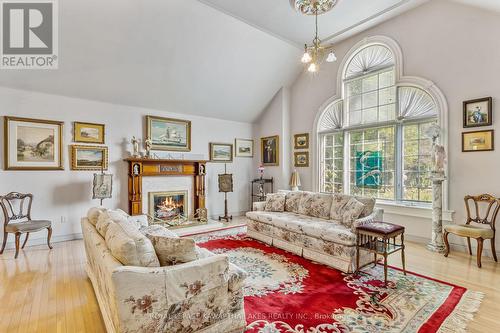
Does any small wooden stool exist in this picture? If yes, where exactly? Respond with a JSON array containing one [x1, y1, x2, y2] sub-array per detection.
[[356, 221, 406, 285]]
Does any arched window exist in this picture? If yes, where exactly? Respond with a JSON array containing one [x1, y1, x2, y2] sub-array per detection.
[[317, 38, 446, 205]]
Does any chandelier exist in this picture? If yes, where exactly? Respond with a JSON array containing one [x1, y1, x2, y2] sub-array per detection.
[[292, 0, 338, 73]]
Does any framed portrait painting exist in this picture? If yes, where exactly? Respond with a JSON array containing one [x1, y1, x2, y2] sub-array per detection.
[[234, 138, 254, 157], [463, 97, 492, 128], [74, 122, 105, 144], [261, 135, 279, 166], [146, 116, 191, 151], [209, 143, 233, 162], [4, 116, 64, 170], [71, 145, 109, 171], [294, 133, 309, 149], [294, 151, 309, 167], [462, 130, 494, 152]]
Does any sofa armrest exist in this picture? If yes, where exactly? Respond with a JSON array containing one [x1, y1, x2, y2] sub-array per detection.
[[252, 201, 266, 211], [353, 208, 384, 230], [228, 263, 247, 292]]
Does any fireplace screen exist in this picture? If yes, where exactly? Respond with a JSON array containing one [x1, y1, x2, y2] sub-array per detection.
[[149, 191, 188, 221]]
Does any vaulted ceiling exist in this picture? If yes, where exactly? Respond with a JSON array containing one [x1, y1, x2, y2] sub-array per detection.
[[0, 0, 494, 122]]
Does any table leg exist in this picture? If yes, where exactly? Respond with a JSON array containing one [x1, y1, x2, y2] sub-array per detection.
[[384, 252, 388, 286], [401, 233, 406, 275]]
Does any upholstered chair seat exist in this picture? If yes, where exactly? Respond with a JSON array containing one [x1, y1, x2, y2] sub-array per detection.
[[444, 224, 494, 239], [5, 220, 51, 233]]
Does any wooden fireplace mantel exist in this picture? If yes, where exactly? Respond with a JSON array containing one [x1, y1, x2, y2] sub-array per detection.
[[124, 158, 207, 216]]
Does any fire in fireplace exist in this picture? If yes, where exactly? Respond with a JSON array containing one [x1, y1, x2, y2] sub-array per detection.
[[149, 191, 188, 221]]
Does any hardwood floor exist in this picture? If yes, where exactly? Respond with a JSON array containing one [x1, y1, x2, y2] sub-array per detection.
[[0, 239, 499, 332]]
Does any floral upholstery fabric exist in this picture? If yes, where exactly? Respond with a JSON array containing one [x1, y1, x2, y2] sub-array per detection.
[[87, 207, 106, 226], [264, 193, 286, 212], [105, 221, 160, 267], [127, 215, 149, 229], [309, 193, 333, 219], [81, 215, 247, 333], [355, 196, 376, 218], [341, 197, 365, 229], [285, 191, 303, 213], [298, 192, 315, 215], [140, 224, 178, 238], [330, 194, 351, 221], [96, 211, 115, 237], [147, 235, 198, 266]]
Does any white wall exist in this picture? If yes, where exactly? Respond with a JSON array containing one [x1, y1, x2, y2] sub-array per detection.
[[286, 0, 500, 255], [0, 87, 254, 247], [253, 87, 292, 190]]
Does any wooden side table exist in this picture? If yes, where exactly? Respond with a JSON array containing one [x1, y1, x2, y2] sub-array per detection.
[[356, 221, 406, 285]]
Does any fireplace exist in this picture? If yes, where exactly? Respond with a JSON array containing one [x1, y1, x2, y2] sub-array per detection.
[[149, 191, 188, 222]]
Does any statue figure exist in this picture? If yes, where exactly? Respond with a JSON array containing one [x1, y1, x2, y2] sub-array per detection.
[[144, 137, 153, 158], [131, 136, 140, 157], [432, 144, 446, 173]]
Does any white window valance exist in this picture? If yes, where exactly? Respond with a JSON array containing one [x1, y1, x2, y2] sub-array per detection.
[[318, 101, 343, 131], [345, 45, 394, 79], [397, 86, 437, 120]]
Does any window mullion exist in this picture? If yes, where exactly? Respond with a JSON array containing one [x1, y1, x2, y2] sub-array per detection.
[[343, 131, 350, 195], [395, 123, 403, 201]]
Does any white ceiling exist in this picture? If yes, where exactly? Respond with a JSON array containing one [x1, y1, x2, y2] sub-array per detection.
[[1, 0, 495, 123], [452, 0, 500, 13]]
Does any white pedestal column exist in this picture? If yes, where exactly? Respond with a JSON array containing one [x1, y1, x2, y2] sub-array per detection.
[[427, 173, 446, 253]]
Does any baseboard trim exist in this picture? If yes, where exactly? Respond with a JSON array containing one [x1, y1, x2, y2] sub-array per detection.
[[3, 233, 83, 250], [405, 234, 499, 258]]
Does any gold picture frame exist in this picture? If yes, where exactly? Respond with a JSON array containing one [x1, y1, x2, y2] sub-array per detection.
[[462, 130, 494, 152], [73, 122, 105, 144], [4, 116, 64, 170], [294, 133, 309, 149], [294, 151, 309, 167], [261, 135, 279, 166], [146, 115, 191, 151], [209, 143, 233, 162], [234, 138, 254, 157], [71, 145, 109, 171]]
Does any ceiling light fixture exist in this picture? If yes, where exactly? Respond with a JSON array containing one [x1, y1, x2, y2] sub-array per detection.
[[292, 0, 338, 73]]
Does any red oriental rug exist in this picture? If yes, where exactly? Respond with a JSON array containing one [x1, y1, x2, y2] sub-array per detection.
[[194, 231, 482, 333]]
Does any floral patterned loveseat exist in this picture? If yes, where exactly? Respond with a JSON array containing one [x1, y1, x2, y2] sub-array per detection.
[[246, 191, 383, 273], [81, 208, 247, 333]]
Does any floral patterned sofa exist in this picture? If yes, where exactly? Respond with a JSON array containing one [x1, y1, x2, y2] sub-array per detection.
[[81, 208, 247, 333], [246, 191, 383, 273]]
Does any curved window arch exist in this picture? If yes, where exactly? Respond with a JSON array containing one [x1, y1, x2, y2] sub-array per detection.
[[316, 37, 447, 205]]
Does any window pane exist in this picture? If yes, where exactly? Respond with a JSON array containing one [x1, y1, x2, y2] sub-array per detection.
[[363, 107, 378, 124], [379, 104, 396, 122], [321, 133, 344, 193], [362, 91, 378, 109], [362, 75, 378, 92], [346, 80, 362, 97], [348, 95, 362, 112], [379, 70, 395, 88], [402, 120, 437, 202], [350, 111, 361, 125], [379, 87, 396, 105], [349, 126, 395, 200]]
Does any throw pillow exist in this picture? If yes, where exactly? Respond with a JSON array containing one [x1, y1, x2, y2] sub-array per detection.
[[264, 193, 286, 212], [285, 191, 303, 213], [87, 207, 106, 226], [341, 197, 366, 229], [298, 192, 315, 216], [330, 194, 351, 221], [355, 196, 376, 218], [140, 224, 179, 238], [309, 193, 333, 219], [105, 221, 160, 267], [96, 211, 115, 237], [147, 235, 197, 266], [127, 214, 149, 229]]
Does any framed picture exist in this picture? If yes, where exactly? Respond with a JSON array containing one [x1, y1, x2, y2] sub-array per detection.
[[234, 138, 254, 157], [294, 151, 309, 167], [71, 145, 109, 170], [4, 116, 64, 170], [218, 173, 233, 193], [462, 130, 494, 152], [74, 122, 105, 144], [146, 115, 191, 151], [463, 97, 492, 128], [209, 143, 233, 162], [261, 135, 279, 166], [92, 173, 113, 199], [294, 133, 309, 149]]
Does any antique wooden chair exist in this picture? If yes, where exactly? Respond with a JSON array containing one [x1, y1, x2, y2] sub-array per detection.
[[444, 194, 499, 268], [0, 192, 53, 259]]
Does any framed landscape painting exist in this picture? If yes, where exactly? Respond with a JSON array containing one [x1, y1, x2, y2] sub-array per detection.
[[235, 138, 253, 157], [463, 97, 492, 128], [71, 145, 108, 171], [294, 133, 309, 149], [209, 143, 233, 162], [147, 116, 191, 151], [4, 116, 64, 170], [261, 135, 279, 166], [74, 122, 105, 144], [294, 151, 309, 167], [462, 130, 494, 152]]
